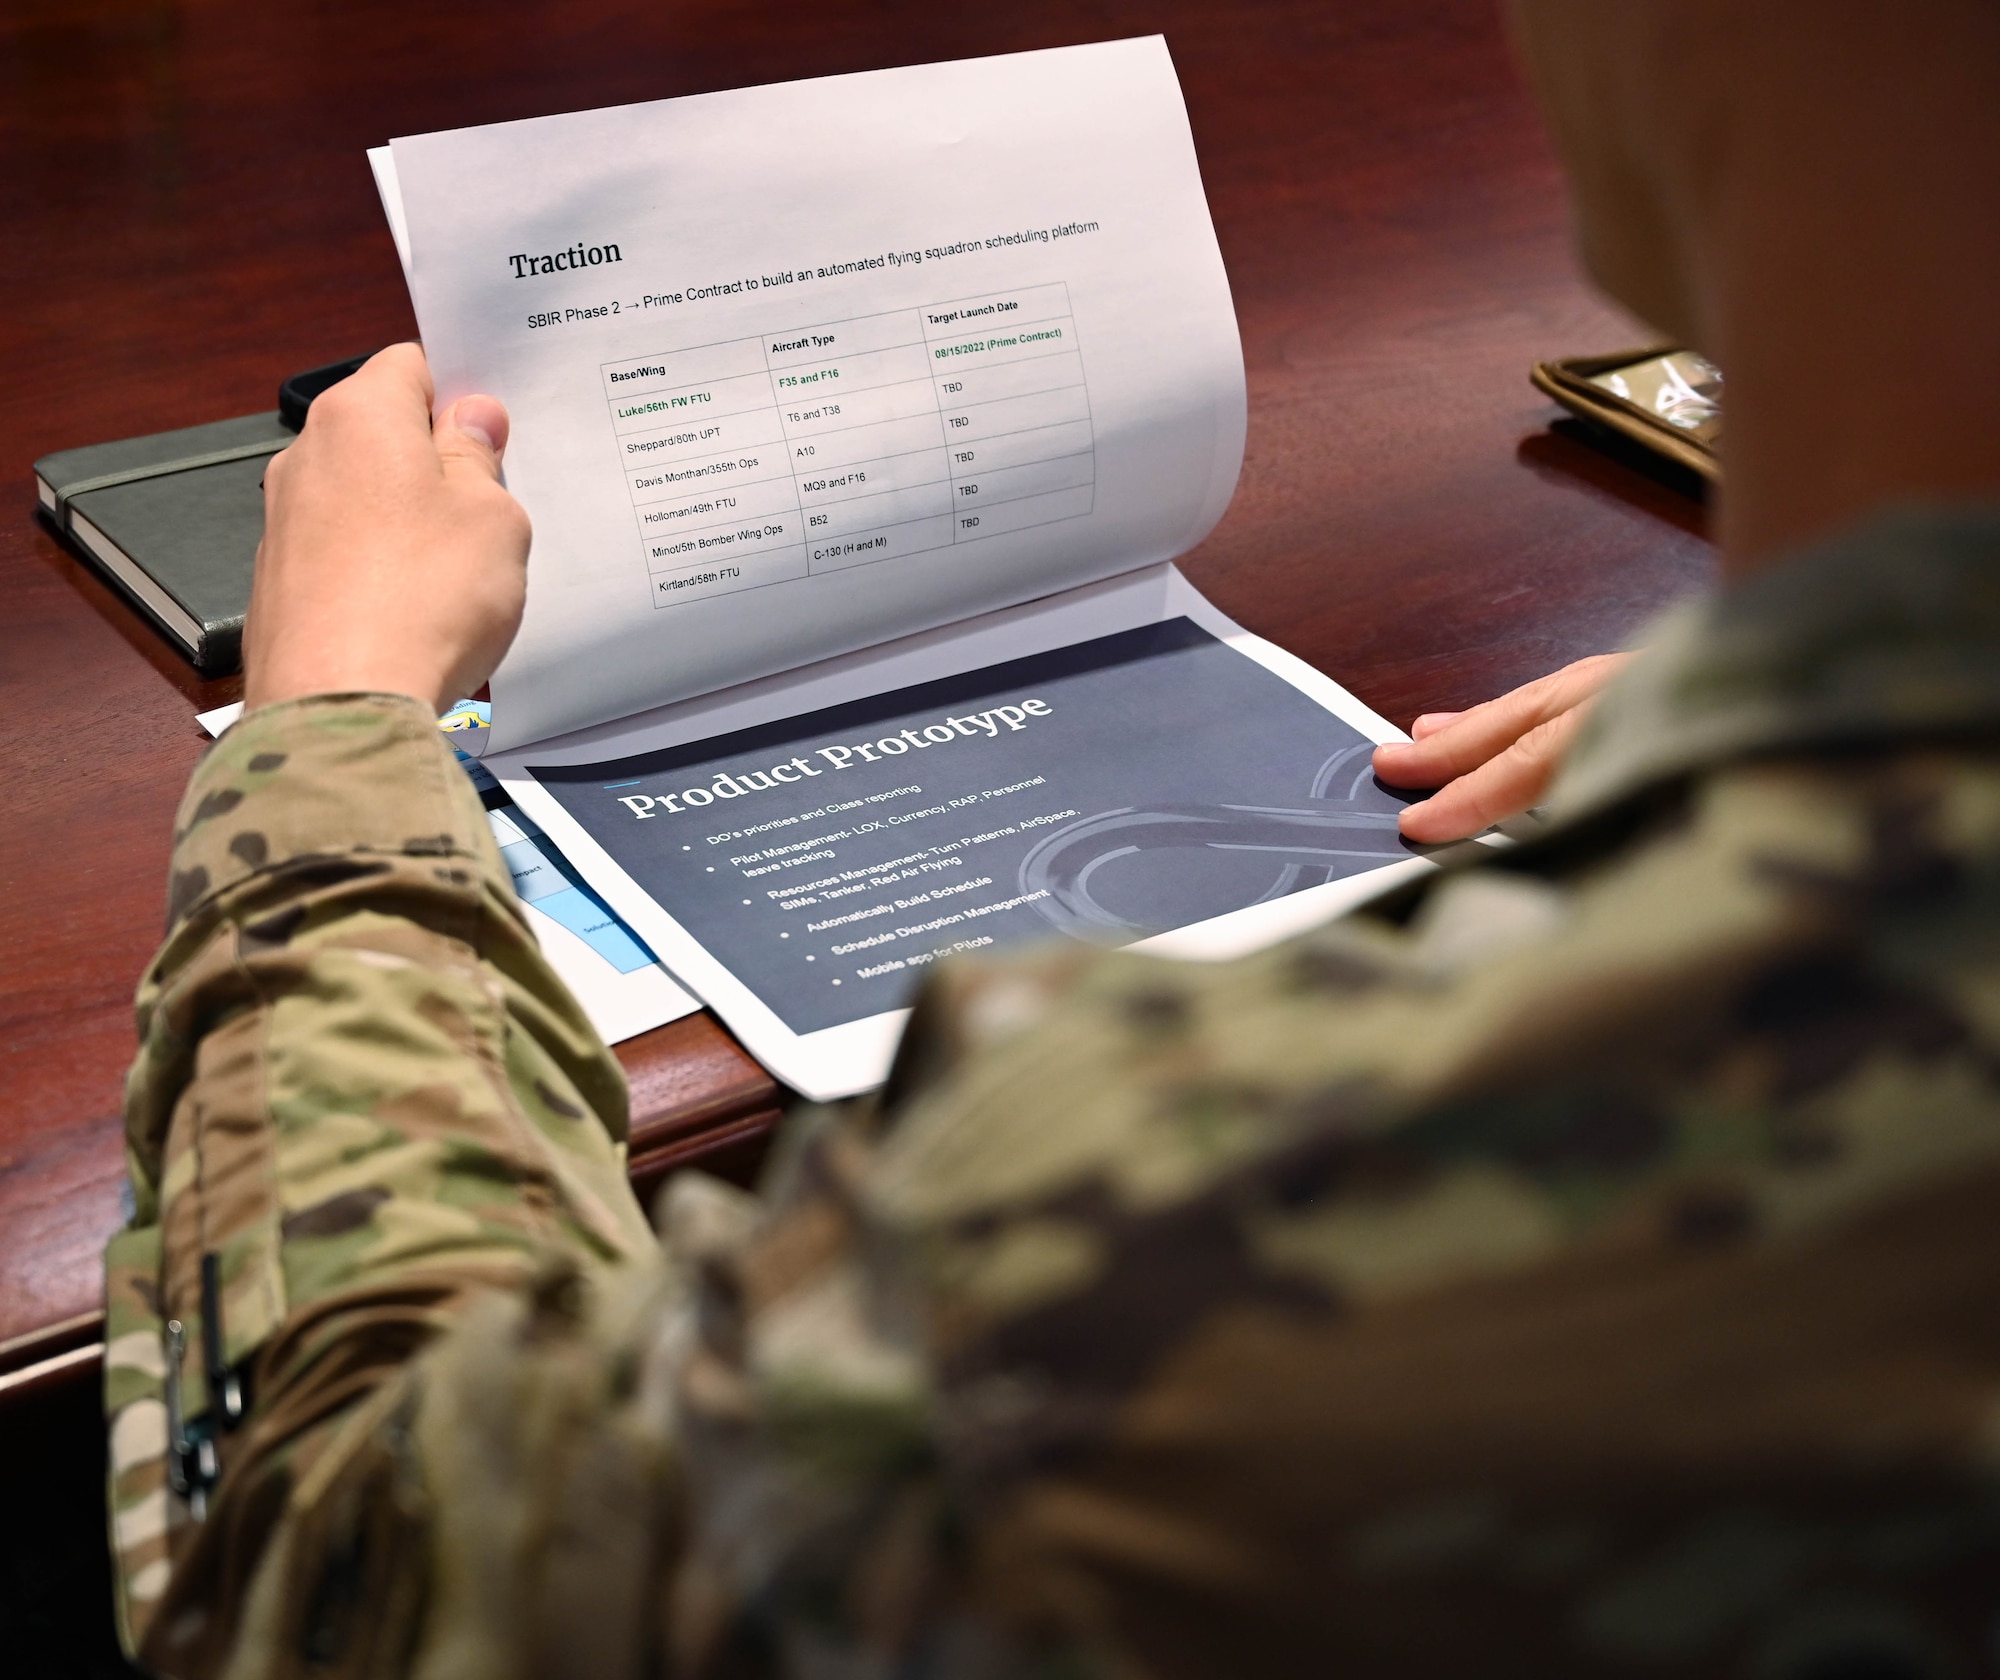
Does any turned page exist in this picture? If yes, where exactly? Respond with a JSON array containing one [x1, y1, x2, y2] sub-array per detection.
[[382, 37, 1246, 751]]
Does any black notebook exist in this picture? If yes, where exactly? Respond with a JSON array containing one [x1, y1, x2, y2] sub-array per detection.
[[34, 413, 292, 673], [33, 357, 370, 674]]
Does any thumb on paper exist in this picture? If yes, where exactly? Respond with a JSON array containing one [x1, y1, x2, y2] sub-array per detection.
[[436, 395, 510, 480]]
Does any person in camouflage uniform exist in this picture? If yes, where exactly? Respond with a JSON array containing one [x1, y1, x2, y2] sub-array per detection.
[[105, 2, 2000, 1676]]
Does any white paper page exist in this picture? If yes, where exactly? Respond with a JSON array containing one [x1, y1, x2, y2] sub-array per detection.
[[367, 146, 413, 285], [494, 566, 1433, 1100], [194, 703, 700, 1047], [385, 38, 1245, 751]]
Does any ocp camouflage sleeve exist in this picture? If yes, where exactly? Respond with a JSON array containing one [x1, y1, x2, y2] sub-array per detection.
[[105, 693, 658, 1669]]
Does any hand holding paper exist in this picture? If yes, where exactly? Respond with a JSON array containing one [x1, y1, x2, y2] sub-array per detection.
[[245, 345, 528, 713]]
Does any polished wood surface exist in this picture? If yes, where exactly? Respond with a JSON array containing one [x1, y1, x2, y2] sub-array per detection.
[[0, 0, 1714, 1379]]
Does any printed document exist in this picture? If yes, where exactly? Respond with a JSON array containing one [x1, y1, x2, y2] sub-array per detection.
[[382, 37, 1244, 751], [353, 39, 1431, 1098]]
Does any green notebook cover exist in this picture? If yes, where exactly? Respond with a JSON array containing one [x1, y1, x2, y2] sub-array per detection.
[[34, 412, 294, 674]]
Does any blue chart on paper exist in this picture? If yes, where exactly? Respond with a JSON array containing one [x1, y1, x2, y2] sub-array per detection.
[[440, 700, 659, 977], [488, 805, 659, 974]]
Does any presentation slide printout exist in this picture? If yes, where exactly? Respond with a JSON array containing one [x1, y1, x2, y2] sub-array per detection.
[[532, 617, 1413, 1036], [496, 567, 1428, 1098]]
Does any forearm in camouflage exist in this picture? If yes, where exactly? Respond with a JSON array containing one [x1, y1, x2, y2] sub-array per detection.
[[106, 694, 657, 1667]]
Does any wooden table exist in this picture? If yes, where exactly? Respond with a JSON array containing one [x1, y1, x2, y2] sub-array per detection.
[[0, 0, 1715, 1394]]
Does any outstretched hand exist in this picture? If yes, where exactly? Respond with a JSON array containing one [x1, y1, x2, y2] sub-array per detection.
[[1371, 653, 1632, 843], [244, 343, 531, 714]]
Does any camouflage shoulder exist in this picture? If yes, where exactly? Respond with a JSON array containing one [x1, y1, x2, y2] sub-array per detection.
[[866, 742, 2000, 1429]]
